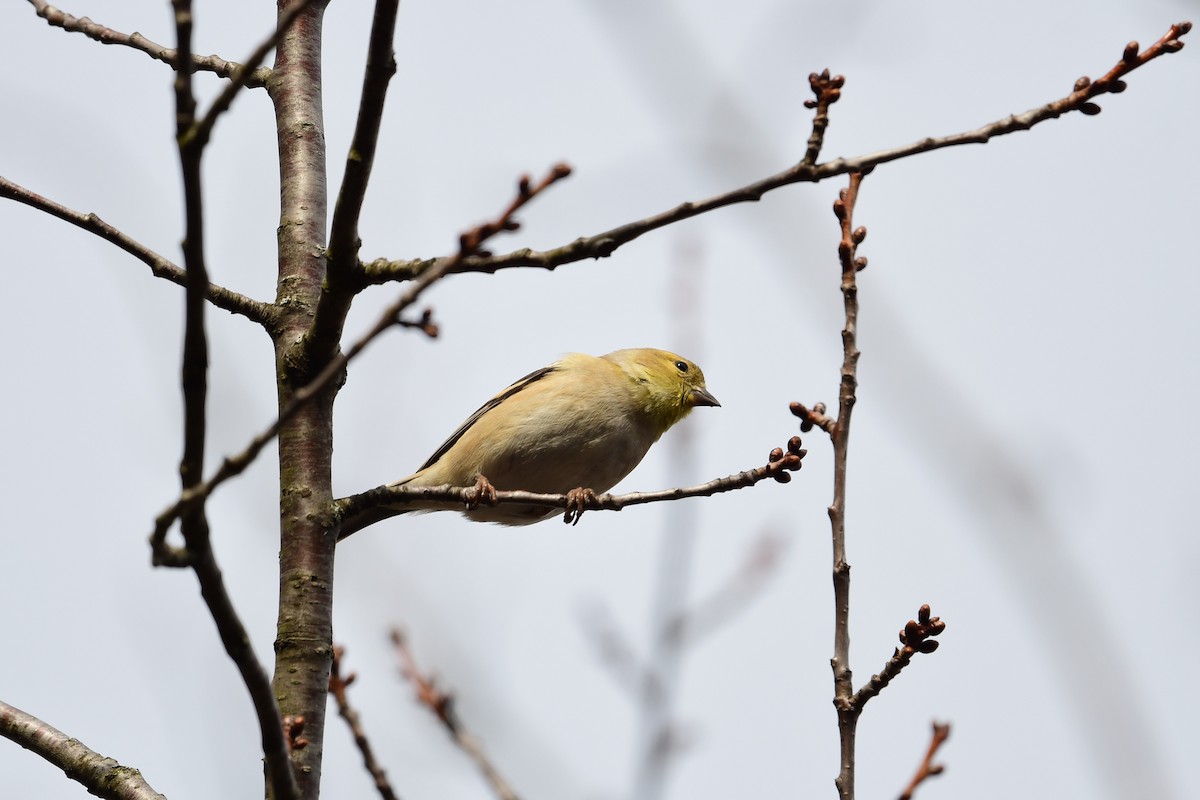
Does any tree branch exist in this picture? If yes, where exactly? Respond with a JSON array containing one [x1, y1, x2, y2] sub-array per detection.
[[801, 176, 947, 799], [852, 605, 946, 712], [0, 175, 275, 326], [265, 2, 337, 795], [326, 0, 401, 275], [802, 69, 844, 166], [169, 0, 208, 551], [360, 21, 1191, 284], [391, 630, 519, 800], [826, 172, 865, 800], [335, 437, 805, 539], [898, 722, 951, 800], [328, 647, 400, 800], [317, 0, 403, 352], [0, 700, 166, 800], [26, 0, 271, 87]]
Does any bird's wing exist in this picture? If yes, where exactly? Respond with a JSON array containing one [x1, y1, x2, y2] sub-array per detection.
[[416, 364, 558, 471]]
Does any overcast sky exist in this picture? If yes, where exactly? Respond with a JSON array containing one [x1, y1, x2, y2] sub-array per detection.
[[2, 1, 1198, 799]]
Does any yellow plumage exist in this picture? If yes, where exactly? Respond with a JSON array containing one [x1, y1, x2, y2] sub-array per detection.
[[338, 348, 718, 535]]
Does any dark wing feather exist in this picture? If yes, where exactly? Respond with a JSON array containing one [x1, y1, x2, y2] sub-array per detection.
[[417, 365, 558, 471]]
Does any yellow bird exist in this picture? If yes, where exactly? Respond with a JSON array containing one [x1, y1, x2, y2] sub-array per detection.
[[337, 348, 719, 537]]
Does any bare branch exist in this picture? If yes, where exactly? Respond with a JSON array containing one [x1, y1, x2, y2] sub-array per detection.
[[898, 722, 951, 800], [391, 630, 519, 800], [853, 605, 946, 711], [361, 22, 1191, 284], [151, 164, 571, 560], [802, 69, 844, 166], [817, 179, 948, 800], [0, 700, 166, 800], [329, 647, 401, 800], [0, 175, 275, 326], [316, 0, 404, 355], [171, 0, 209, 537], [327, 0, 401, 275], [26, 0, 271, 87], [789, 400, 836, 435], [827, 172, 865, 800], [336, 436, 805, 539]]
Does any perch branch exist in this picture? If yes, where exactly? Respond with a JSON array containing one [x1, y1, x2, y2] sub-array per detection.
[[26, 0, 272, 87], [0, 700, 166, 800], [335, 436, 806, 539], [0, 176, 274, 326], [361, 22, 1191, 284], [391, 630, 519, 800]]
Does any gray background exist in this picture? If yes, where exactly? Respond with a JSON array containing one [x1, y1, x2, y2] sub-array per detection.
[[1, 1, 1197, 799]]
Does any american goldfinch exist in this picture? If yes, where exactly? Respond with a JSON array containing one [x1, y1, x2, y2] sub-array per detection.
[[338, 348, 719, 536]]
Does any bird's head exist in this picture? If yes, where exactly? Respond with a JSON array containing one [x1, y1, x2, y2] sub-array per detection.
[[605, 348, 720, 433]]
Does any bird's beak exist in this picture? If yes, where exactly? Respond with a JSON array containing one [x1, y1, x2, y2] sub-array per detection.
[[689, 387, 721, 408]]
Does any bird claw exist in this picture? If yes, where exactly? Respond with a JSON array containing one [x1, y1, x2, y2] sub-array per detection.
[[466, 475, 498, 510], [563, 487, 597, 526]]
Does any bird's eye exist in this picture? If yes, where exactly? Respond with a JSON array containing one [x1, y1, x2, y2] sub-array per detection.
[[674, 360, 688, 373]]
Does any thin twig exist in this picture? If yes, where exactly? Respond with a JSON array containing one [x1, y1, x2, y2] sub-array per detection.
[[802, 69, 844, 166], [0, 175, 274, 326], [335, 436, 806, 539], [391, 630, 520, 800], [327, 0, 401, 274], [828, 172, 866, 800], [329, 647, 401, 800], [314, 0, 404, 355], [0, 700, 167, 800], [150, 164, 572, 559], [26, 0, 271, 87], [361, 22, 1191, 284], [853, 605, 946, 711], [898, 722, 951, 800]]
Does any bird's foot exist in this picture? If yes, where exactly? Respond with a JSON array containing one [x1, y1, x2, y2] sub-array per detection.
[[563, 487, 597, 526], [466, 475, 498, 510]]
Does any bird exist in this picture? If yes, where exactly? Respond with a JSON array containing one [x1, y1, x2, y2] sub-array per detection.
[[336, 348, 719, 538]]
